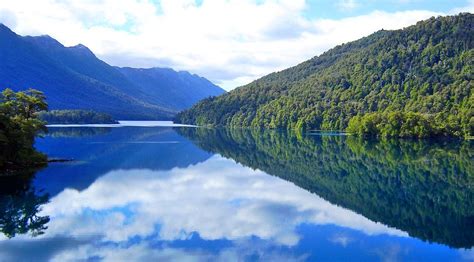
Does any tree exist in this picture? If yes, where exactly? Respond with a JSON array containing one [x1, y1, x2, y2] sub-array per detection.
[[0, 88, 48, 169]]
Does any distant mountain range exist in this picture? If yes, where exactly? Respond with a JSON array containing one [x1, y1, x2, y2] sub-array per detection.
[[177, 13, 473, 136], [0, 24, 225, 120]]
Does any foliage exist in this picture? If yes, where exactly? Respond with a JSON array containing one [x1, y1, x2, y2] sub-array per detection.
[[178, 127, 474, 248], [177, 13, 474, 138], [346, 111, 472, 137], [38, 109, 118, 124], [0, 88, 48, 170]]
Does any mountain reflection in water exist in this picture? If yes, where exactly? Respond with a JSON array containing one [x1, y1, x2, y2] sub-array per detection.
[[0, 126, 472, 261]]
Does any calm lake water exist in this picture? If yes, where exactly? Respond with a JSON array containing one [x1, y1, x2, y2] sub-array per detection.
[[0, 122, 473, 261]]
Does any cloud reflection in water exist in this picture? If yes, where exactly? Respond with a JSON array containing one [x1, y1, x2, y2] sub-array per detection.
[[1, 154, 411, 260]]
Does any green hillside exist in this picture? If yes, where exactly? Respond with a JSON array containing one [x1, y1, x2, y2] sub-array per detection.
[[177, 13, 473, 137]]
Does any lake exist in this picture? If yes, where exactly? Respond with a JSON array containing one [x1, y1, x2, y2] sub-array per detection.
[[0, 122, 473, 261]]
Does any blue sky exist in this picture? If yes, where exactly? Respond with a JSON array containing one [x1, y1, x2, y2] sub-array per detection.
[[303, 0, 471, 19], [0, 0, 472, 90]]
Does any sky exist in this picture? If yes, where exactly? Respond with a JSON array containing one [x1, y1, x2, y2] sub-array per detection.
[[0, 0, 473, 90]]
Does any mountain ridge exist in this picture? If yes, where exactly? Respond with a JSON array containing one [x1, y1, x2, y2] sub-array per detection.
[[0, 24, 225, 119], [116, 66, 224, 111]]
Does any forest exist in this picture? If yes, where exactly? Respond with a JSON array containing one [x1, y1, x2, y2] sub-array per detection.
[[177, 13, 473, 138], [38, 110, 118, 124], [346, 111, 472, 138]]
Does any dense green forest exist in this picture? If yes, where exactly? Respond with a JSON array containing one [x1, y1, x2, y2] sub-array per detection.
[[0, 88, 48, 170], [178, 128, 474, 248], [177, 13, 473, 138], [38, 110, 118, 124], [346, 111, 472, 137]]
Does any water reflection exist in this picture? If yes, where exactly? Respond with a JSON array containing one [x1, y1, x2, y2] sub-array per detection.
[[33, 127, 212, 196], [43, 127, 112, 138], [0, 157, 427, 261], [0, 126, 472, 261], [179, 128, 474, 249], [0, 171, 50, 238]]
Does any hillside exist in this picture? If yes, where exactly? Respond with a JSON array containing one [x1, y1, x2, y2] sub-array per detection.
[[176, 13, 473, 137], [0, 24, 225, 120], [117, 67, 224, 110]]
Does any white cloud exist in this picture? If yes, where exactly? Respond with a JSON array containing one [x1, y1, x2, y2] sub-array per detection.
[[0, 0, 471, 90], [47, 240, 310, 262], [330, 234, 353, 247], [337, 0, 359, 11], [52, 244, 213, 262]]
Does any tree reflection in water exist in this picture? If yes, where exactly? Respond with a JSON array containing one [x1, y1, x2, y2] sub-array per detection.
[[0, 170, 50, 238], [178, 127, 474, 248]]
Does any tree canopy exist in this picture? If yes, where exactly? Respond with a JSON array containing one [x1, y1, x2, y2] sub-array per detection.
[[0, 88, 48, 170], [346, 111, 473, 138], [38, 110, 118, 124]]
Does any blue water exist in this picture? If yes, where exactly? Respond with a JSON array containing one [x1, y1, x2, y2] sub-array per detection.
[[0, 124, 472, 261]]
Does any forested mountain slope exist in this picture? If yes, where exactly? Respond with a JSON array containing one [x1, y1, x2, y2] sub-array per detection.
[[117, 67, 224, 110], [0, 24, 224, 119], [177, 13, 473, 137]]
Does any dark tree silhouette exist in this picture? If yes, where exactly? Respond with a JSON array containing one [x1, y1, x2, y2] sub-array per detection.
[[0, 172, 50, 238]]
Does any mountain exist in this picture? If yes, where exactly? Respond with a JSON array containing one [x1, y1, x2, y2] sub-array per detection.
[[116, 67, 224, 110], [0, 24, 225, 120], [177, 13, 473, 136]]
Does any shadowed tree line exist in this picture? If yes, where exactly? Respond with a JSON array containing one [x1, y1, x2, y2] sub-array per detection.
[[38, 110, 118, 125]]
